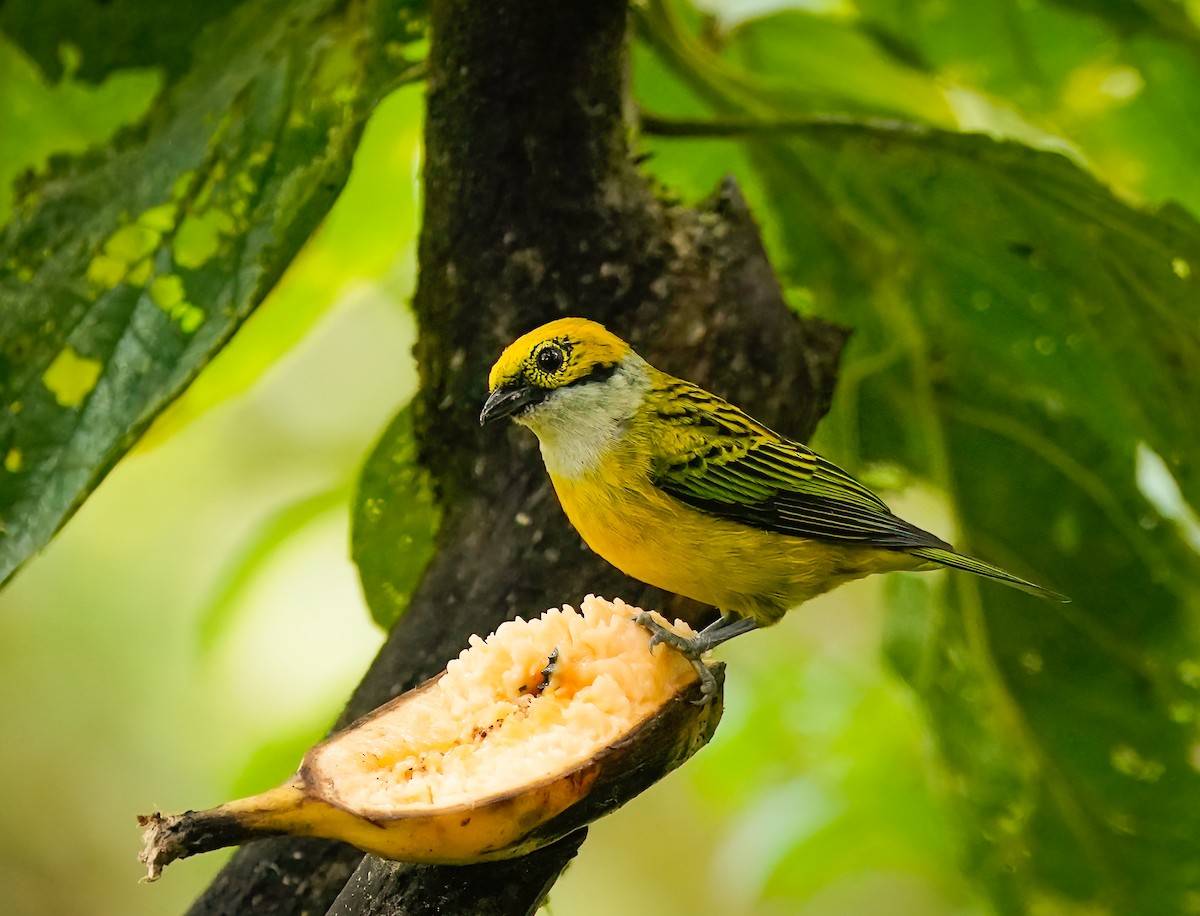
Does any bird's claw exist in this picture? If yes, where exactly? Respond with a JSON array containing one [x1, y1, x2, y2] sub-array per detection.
[[634, 612, 719, 705], [634, 611, 694, 655], [691, 661, 719, 706], [647, 630, 673, 653]]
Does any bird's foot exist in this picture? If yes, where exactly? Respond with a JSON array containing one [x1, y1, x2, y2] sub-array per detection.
[[635, 611, 760, 656], [634, 611, 699, 655], [634, 612, 734, 705]]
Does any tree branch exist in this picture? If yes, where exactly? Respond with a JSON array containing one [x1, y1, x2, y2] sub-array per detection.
[[189, 0, 848, 913], [323, 835, 587, 916], [638, 107, 921, 138]]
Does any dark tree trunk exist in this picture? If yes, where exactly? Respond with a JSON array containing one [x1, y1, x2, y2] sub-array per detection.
[[188, 0, 847, 913]]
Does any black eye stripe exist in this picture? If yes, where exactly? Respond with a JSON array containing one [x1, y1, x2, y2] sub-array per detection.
[[564, 361, 618, 387]]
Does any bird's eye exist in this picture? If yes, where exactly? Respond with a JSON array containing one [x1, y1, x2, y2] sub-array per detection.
[[536, 345, 564, 373]]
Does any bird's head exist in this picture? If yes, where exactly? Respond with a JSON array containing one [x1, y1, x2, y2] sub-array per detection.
[[480, 318, 646, 435]]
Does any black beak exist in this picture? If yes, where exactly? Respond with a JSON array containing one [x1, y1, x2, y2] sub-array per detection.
[[479, 383, 544, 425]]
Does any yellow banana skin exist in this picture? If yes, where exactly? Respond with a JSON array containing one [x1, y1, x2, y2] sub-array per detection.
[[139, 664, 723, 879]]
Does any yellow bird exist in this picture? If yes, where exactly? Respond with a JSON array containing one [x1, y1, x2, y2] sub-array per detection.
[[481, 317, 1064, 694]]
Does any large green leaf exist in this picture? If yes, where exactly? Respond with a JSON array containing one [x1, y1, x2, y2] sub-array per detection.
[[638, 3, 1200, 912], [718, 10, 953, 126], [1039, 0, 1200, 48], [0, 0, 425, 587], [640, 0, 951, 125]]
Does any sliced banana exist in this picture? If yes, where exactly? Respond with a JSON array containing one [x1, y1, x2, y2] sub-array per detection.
[[139, 596, 723, 879]]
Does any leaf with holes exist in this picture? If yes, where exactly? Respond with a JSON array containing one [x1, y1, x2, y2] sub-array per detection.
[[0, 0, 241, 85], [0, 0, 427, 587]]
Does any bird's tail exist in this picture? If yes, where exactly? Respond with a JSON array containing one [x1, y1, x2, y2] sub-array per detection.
[[908, 546, 1069, 602]]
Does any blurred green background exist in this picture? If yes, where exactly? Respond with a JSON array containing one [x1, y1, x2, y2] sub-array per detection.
[[3, 0, 1199, 913]]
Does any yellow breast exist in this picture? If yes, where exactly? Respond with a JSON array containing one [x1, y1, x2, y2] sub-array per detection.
[[547, 452, 914, 625]]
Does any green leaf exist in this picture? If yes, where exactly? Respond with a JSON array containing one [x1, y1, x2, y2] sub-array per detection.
[[1042, 0, 1200, 46], [351, 407, 439, 630], [795, 128, 1200, 910], [638, 3, 1200, 911], [764, 128, 1200, 911], [0, 37, 160, 223], [145, 83, 424, 445], [0, 0, 241, 84], [0, 0, 426, 587], [719, 10, 955, 126], [637, 0, 953, 125], [855, 0, 1200, 216]]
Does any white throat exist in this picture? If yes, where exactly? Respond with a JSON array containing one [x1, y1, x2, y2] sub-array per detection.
[[519, 356, 650, 479]]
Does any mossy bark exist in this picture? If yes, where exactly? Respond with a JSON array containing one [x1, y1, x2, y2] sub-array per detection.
[[189, 0, 846, 913]]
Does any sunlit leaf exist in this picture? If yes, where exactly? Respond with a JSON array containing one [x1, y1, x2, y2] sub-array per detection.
[[351, 407, 439, 629], [0, 37, 160, 223], [142, 84, 424, 447], [719, 10, 955, 125], [855, 0, 1200, 215], [0, 0, 426, 587], [639, 0, 953, 125], [1043, 0, 1200, 46]]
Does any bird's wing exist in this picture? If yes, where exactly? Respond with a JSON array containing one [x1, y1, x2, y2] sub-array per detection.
[[647, 379, 950, 549]]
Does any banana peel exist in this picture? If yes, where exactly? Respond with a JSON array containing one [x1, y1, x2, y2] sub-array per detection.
[[139, 596, 723, 879]]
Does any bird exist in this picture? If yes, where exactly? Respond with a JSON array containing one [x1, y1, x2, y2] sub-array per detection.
[[480, 317, 1066, 695]]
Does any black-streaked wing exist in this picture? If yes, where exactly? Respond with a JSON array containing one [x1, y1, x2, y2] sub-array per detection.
[[648, 379, 949, 550]]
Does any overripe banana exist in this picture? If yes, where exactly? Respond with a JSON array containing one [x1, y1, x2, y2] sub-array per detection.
[[139, 596, 723, 879]]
